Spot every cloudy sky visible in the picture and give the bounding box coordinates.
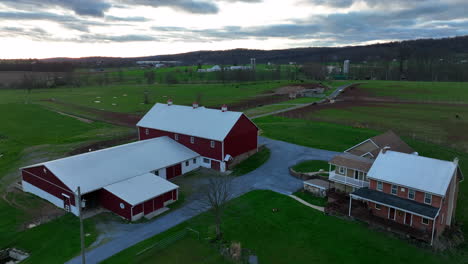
[1,0,467,59]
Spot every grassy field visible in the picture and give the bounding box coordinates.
[104,190,451,264]
[292,160,329,173]
[359,81,468,103]
[308,103,468,151]
[0,81,292,114]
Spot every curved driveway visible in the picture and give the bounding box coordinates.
[66,137,338,264]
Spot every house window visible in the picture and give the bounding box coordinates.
[408,189,415,200]
[185,161,189,166]
[193,158,197,164]
[377,181,383,191]
[391,185,398,195]
[338,167,345,175]
[190,136,195,144]
[174,134,179,141]
[375,204,381,210]
[145,128,149,135]
[422,217,430,225]
[210,140,215,148]
[424,193,432,205]
[203,158,210,164]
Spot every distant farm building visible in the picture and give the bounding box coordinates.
[21,102,259,220]
[197,65,222,73]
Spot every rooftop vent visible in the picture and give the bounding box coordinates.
[221,104,228,112]
[412,152,419,155]
[382,146,391,154]
[167,99,173,106]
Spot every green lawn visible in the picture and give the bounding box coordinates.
[231,147,271,176]
[293,191,327,207]
[359,80,468,103]
[292,160,329,173]
[104,190,449,264]
[245,104,293,117]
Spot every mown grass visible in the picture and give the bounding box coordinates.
[231,147,271,176]
[359,80,468,103]
[303,102,468,151]
[293,190,328,207]
[104,190,449,264]
[292,160,329,173]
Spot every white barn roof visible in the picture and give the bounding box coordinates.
[104,173,178,206]
[137,103,244,141]
[22,137,198,194]
[367,150,458,196]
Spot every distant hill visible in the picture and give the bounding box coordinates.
[9,35,468,67]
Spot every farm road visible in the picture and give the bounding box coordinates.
[251,83,356,119]
[66,137,338,264]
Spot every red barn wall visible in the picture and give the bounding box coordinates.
[99,189,132,220]
[22,166,75,206]
[138,127,222,160]
[224,114,258,158]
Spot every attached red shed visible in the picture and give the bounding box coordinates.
[137,102,259,171]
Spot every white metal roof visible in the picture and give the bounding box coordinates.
[136,103,244,141]
[104,173,178,206]
[22,137,199,194]
[367,150,457,196]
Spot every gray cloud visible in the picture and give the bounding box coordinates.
[117,0,219,14]
[0,0,111,17]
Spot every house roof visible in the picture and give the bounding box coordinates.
[137,103,246,141]
[346,130,414,157]
[367,150,458,196]
[329,153,374,172]
[22,137,199,194]
[351,187,439,219]
[104,173,178,206]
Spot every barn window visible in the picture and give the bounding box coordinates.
[185,161,189,166]
[210,141,215,148]
[145,128,149,135]
[193,158,197,164]
[190,136,195,144]
[203,158,210,164]
[120,203,125,209]
[43,168,47,174]
[174,134,179,141]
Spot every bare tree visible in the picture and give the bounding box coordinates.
[200,175,233,240]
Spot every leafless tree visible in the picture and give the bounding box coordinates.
[200,175,233,240]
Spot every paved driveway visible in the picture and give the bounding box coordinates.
[66,137,338,264]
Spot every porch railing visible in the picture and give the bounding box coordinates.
[329,171,369,188]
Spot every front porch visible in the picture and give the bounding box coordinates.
[328,171,369,188]
[326,190,431,242]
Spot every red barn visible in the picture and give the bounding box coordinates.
[21,137,198,220]
[137,102,259,172]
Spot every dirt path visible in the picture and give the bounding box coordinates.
[288,195,325,212]
[55,111,94,123]
[43,99,142,127]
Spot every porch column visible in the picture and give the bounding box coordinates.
[348,196,352,217]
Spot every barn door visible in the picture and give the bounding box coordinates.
[211,161,220,171]
[166,164,182,180]
[144,200,153,215]
[174,164,182,178]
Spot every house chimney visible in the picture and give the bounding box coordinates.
[167,99,173,106]
[193,102,199,109]
[454,157,459,165]
[382,146,391,154]
[221,104,228,112]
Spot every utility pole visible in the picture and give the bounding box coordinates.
[77,187,86,264]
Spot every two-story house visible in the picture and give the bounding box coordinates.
[349,149,463,245]
[329,131,415,192]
